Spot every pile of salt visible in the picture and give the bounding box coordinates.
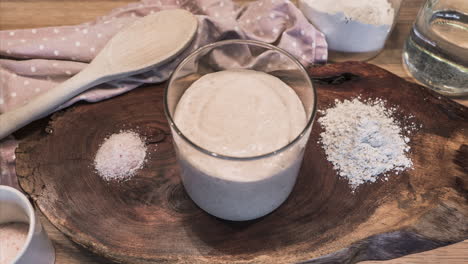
[94,130,147,181]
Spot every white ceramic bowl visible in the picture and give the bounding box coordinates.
[0,185,55,264]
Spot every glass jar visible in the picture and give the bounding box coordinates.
[403,0,468,96]
[165,40,316,221]
[298,0,402,61]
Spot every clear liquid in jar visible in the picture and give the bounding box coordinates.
[403,10,468,96]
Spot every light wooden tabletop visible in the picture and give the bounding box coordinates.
[1,0,467,263]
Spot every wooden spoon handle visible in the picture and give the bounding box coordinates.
[0,68,103,139]
[0,10,198,140]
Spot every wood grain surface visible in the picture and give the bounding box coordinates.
[2,0,468,263]
[15,62,468,263]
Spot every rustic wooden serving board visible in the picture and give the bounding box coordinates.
[16,62,467,264]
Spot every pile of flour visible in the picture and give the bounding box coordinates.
[318,98,413,189]
[299,0,395,53]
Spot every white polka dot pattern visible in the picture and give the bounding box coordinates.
[0,0,327,124]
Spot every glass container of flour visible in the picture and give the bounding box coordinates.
[165,40,316,221]
[299,0,402,61]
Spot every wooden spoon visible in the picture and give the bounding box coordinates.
[0,9,198,139]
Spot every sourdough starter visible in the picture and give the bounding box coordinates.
[173,70,308,221]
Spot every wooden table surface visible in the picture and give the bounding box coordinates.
[1,0,467,263]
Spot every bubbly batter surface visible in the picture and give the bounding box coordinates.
[175,69,306,158]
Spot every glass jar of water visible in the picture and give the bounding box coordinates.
[403,0,468,96]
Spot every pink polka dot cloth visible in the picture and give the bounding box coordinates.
[0,0,327,187]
